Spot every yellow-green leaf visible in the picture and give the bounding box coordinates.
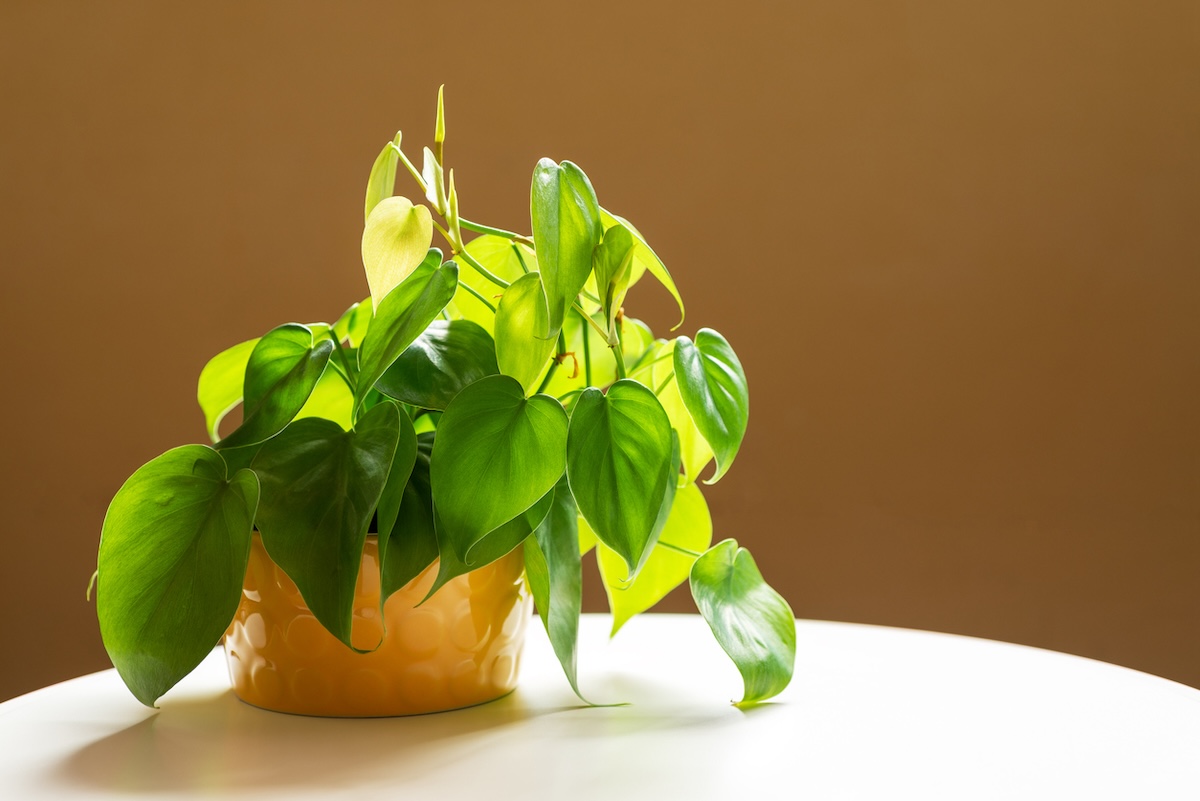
[197,337,260,443]
[362,196,434,310]
[364,132,401,221]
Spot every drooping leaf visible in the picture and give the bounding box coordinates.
[447,236,535,334]
[379,432,439,601]
[216,324,333,450]
[364,132,401,221]
[566,380,674,580]
[362,195,435,310]
[601,208,684,330]
[597,482,712,636]
[332,299,372,347]
[430,374,567,561]
[97,446,259,706]
[495,272,556,394]
[523,476,587,700]
[650,340,714,484]
[374,319,498,411]
[197,337,260,443]
[690,539,795,705]
[355,253,458,412]
[372,404,419,582]
[530,159,603,335]
[592,223,637,338]
[673,329,749,483]
[251,402,401,650]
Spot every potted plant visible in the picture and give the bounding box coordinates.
[93,88,796,715]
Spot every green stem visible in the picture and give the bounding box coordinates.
[655,371,676,396]
[572,303,608,339]
[458,279,497,313]
[457,247,511,290]
[460,218,534,247]
[327,330,357,394]
[656,540,701,559]
[557,387,586,404]
[612,323,627,380]
[511,243,531,275]
[581,311,593,388]
[629,350,673,380]
[390,143,427,195]
[537,330,570,395]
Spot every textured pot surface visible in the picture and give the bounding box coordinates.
[224,535,532,717]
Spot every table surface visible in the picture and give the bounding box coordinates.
[2,614,1198,799]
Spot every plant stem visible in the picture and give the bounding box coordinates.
[557,387,586,404]
[655,371,676,395]
[628,350,673,380]
[390,143,427,195]
[612,323,627,380]
[536,330,570,394]
[581,311,593,388]
[457,247,511,289]
[461,218,534,247]
[656,540,701,559]
[572,303,608,339]
[457,279,497,313]
[327,330,357,394]
[511,243,531,274]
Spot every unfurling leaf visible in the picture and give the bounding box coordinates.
[364,132,402,221]
[601,208,684,330]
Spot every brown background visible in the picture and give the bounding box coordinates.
[1,1,1197,701]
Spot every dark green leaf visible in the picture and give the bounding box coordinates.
[355,252,458,412]
[690,539,796,705]
[217,324,334,450]
[673,329,749,483]
[251,402,401,650]
[530,159,602,335]
[566,379,674,580]
[97,446,259,706]
[495,272,556,394]
[523,476,587,700]
[373,404,419,584]
[430,375,567,561]
[197,337,260,443]
[375,319,498,410]
[379,432,439,601]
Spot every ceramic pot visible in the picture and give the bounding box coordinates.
[224,534,531,716]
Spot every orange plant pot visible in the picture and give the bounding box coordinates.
[224,534,532,717]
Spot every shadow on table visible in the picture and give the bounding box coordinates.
[53,688,574,794]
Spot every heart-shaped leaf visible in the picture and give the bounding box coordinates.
[197,337,260,442]
[650,340,714,484]
[597,481,712,636]
[374,319,498,410]
[251,402,401,650]
[495,272,556,394]
[97,445,259,706]
[355,253,458,412]
[217,324,333,450]
[362,195,435,310]
[601,208,684,330]
[690,539,795,705]
[378,432,439,602]
[673,329,749,483]
[430,374,567,561]
[567,379,674,580]
[530,159,603,335]
[364,132,401,221]
[523,476,587,700]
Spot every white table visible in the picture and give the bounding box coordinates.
[2,614,1198,799]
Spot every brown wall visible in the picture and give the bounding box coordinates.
[1,1,1197,701]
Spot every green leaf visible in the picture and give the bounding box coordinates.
[362,195,435,310]
[332,299,372,347]
[597,482,712,635]
[651,340,714,484]
[364,132,401,221]
[566,380,674,580]
[447,236,534,335]
[373,405,419,589]
[217,324,333,450]
[530,159,603,335]
[294,360,354,429]
[523,476,587,700]
[379,432,439,601]
[375,319,498,411]
[421,146,447,213]
[97,446,259,706]
[673,329,749,483]
[690,539,796,705]
[592,223,637,338]
[540,313,654,399]
[197,337,260,443]
[355,253,458,412]
[495,272,556,394]
[430,374,567,562]
[601,208,684,331]
[251,402,401,650]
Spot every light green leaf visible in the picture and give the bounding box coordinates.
[197,337,260,443]
[690,539,796,705]
[364,132,401,221]
[217,324,333,450]
[592,223,637,338]
[430,375,567,561]
[355,253,458,412]
[540,313,653,399]
[294,361,354,429]
[447,236,534,334]
[97,446,258,706]
[332,299,372,347]
[530,159,603,335]
[251,402,401,650]
[566,380,674,580]
[379,432,439,601]
[597,482,712,635]
[362,195,435,310]
[375,319,498,410]
[495,272,556,394]
[523,476,587,700]
[421,146,447,214]
[651,340,714,483]
[577,515,597,556]
[601,208,684,330]
[673,329,749,483]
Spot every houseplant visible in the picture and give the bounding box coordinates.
[94,88,796,713]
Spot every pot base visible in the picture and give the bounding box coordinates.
[224,536,531,717]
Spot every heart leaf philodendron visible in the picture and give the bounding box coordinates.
[94,92,793,709]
